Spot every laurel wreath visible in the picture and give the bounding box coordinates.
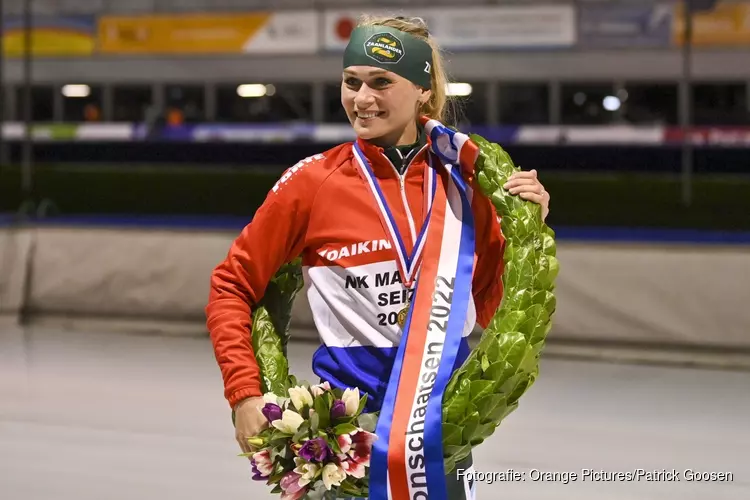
[248,135,558,476]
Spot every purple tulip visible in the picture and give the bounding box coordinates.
[261,402,283,423]
[298,437,332,463]
[330,399,347,420]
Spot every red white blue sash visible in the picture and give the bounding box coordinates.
[364,120,479,500]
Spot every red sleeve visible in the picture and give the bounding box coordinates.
[471,187,506,329]
[205,156,324,408]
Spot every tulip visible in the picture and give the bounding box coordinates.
[348,429,377,466]
[288,386,314,410]
[261,402,283,423]
[341,388,360,416]
[337,433,352,454]
[321,462,347,491]
[310,381,331,398]
[339,457,367,479]
[279,470,306,495]
[251,449,274,479]
[263,392,279,406]
[330,399,347,420]
[272,409,304,434]
[299,437,332,463]
[293,457,321,487]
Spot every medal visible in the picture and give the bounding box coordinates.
[397,300,410,328]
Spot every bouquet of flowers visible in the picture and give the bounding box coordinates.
[245,381,379,500]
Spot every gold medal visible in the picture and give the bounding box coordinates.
[397,301,410,328]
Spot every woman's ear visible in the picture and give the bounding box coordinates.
[419,88,432,105]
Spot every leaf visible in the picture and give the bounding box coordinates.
[469,380,494,400]
[519,304,548,341]
[357,393,369,415]
[334,423,358,436]
[309,412,319,433]
[442,422,464,447]
[314,396,330,430]
[442,378,471,423]
[461,412,480,444]
[474,394,505,421]
[357,413,378,433]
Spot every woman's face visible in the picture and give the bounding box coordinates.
[341,66,430,144]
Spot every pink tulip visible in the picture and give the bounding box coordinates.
[348,430,377,466]
[251,449,274,477]
[339,458,367,479]
[280,471,305,496]
[280,488,306,500]
[337,433,352,454]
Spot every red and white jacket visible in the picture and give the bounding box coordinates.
[206,137,506,411]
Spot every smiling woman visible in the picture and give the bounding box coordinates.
[206,13,552,500]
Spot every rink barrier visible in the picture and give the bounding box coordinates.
[1,223,749,349]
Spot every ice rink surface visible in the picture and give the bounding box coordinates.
[1,324,748,500]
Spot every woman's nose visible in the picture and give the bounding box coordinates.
[354,85,376,107]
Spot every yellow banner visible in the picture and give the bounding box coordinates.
[673,2,750,45]
[97,13,272,54]
[3,16,95,57]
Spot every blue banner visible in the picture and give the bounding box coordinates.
[578,4,672,48]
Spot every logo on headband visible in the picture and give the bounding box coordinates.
[364,32,405,64]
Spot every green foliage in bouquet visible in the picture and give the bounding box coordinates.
[439,135,558,474]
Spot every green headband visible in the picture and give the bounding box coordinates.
[343,25,433,89]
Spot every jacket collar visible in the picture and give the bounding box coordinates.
[354,135,431,179]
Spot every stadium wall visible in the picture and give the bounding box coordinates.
[1,224,748,349]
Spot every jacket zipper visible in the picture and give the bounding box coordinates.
[379,144,429,248]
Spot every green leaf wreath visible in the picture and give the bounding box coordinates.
[247,135,558,476]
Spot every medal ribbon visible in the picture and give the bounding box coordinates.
[366,119,478,500]
[352,143,436,289]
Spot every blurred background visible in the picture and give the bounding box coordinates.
[1,0,749,499]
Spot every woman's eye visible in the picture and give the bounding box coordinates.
[374,78,392,87]
[344,78,360,87]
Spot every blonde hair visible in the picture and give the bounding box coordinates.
[357,15,457,124]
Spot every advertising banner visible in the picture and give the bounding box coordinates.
[97,11,318,54]
[2,15,96,57]
[578,4,672,48]
[323,5,576,51]
[673,2,750,46]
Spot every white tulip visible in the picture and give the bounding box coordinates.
[342,387,360,416]
[322,463,347,490]
[293,458,320,487]
[262,393,279,405]
[288,386,314,410]
[310,381,331,398]
[271,409,304,434]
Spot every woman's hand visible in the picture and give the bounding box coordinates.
[503,169,550,221]
[234,396,268,454]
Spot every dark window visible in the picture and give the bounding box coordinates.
[113,85,153,122]
[324,82,349,123]
[14,85,54,121]
[62,84,103,121]
[497,83,549,124]
[216,83,312,122]
[692,83,748,125]
[451,82,487,127]
[165,84,205,122]
[561,83,616,125]
[1,85,9,120]
[620,83,678,125]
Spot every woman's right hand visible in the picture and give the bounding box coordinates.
[234,396,269,454]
